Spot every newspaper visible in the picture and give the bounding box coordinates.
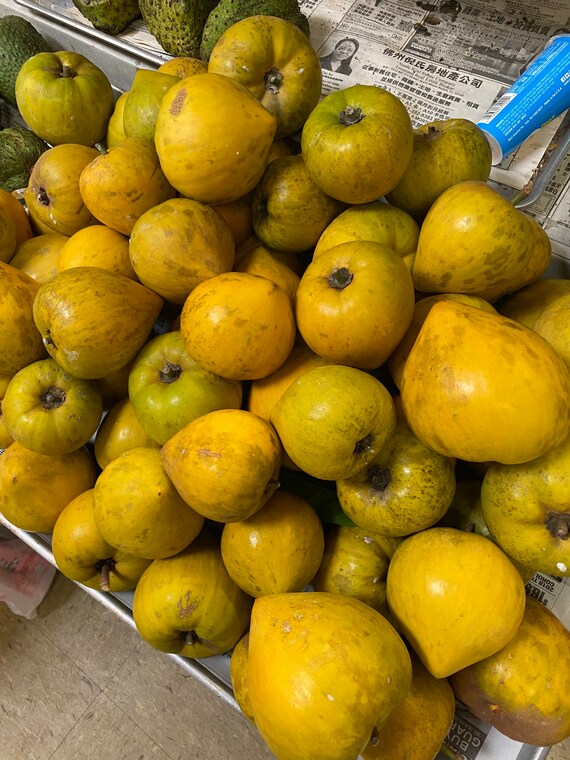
[15,0,570,258]
[299,0,570,260]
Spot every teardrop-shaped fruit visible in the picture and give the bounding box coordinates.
[386,527,526,679]
[248,591,412,760]
[33,266,163,379]
[93,446,204,560]
[161,409,282,522]
[401,300,570,464]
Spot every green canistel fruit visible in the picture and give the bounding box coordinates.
[72,0,141,36]
[139,0,218,58]
[0,15,51,105]
[0,126,49,193]
[200,0,310,61]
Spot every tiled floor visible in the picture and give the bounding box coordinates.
[1,572,569,760]
[0,572,273,760]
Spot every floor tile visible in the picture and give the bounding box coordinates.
[0,604,100,760]
[104,641,275,760]
[34,573,140,689]
[549,739,570,760]
[50,691,168,760]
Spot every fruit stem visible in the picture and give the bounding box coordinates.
[368,465,391,491]
[40,385,66,410]
[354,433,374,456]
[264,67,283,94]
[327,266,353,289]
[61,64,77,79]
[159,361,182,384]
[546,512,570,540]
[96,558,115,592]
[339,106,365,126]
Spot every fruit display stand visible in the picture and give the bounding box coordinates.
[0,2,569,760]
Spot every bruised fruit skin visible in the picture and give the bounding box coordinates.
[132,530,253,659]
[449,597,570,747]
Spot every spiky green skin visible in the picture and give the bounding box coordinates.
[139,0,218,58]
[0,127,49,192]
[72,0,141,36]
[0,16,51,105]
[200,0,310,60]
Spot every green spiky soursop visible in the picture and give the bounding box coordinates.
[0,126,49,192]
[200,0,310,61]
[72,0,141,36]
[139,0,218,58]
[0,16,51,106]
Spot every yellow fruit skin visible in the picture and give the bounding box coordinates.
[362,655,456,760]
[0,441,96,532]
[161,409,282,523]
[52,489,152,592]
[313,201,419,260]
[311,525,400,613]
[0,374,14,448]
[532,292,570,371]
[0,189,33,248]
[248,592,413,760]
[79,137,176,236]
[337,421,456,538]
[106,91,128,148]
[154,73,277,204]
[480,434,570,577]
[157,57,208,77]
[93,447,204,560]
[497,278,570,327]
[271,365,397,481]
[236,242,300,301]
[94,398,160,470]
[449,597,570,747]
[412,181,537,302]
[24,144,99,236]
[386,528,526,679]
[230,633,256,723]
[9,233,68,283]
[180,272,296,381]
[0,205,17,262]
[129,197,235,304]
[221,491,324,597]
[0,261,46,375]
[387,293,497,390]
[57,225,136,280]
[295,241,415,370]
[32,266,163,380]
[248,344,329,422]
[401,301,570,464]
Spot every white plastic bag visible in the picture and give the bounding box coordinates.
[0,527,56,619]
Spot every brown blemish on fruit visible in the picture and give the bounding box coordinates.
[170,88,187,116]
